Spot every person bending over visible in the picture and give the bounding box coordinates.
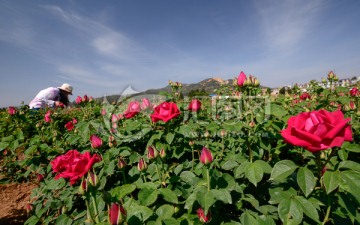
[29,83,73,109]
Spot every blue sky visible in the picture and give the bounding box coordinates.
[1,0,360,107]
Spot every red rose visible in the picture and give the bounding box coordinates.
[188,99,201,112]
[150,101,181,122]
[65,121,75,131]
[197,208,211,223]
[350,87,359,97]
[51,150,101,185]
[281,110,352,152]
[75,96,82,104]
[300,92,311,100]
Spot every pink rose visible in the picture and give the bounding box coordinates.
[188,99,202,112]
[237,71,247,87]
[75,96,82,104]
[44,110,52,123]
[8,106,16,115]
[123,101,141,119]
[200,147,213,165]
[82,95,89,102]
[281,110,352,152]
[51,150,101,185]
[141,98,152,110]
[150,101,181,123]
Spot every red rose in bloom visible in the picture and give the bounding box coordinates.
[8,106,16,115]
[197,208,211,223]
[65,121,75,131]
[237,71,247,87]
[123,101,140,119]
[150,101,180,122]
[51,150,101,185]
[350,87,359,97]
[188,99,202,112]
[300,92,311,100]
[281,110,352,152]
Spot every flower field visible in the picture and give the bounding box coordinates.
[1,71,360,225]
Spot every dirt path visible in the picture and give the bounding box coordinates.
[0,182,37,224]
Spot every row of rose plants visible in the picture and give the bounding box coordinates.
[0,71,359,224]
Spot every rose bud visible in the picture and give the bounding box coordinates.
[118,158,127,170]
[237,71,247,87]
[87,171,99,188]
[90,134,103,149]
[37,174,44,182]
[197,207,211,223]
[109,203,126,225]
[79,177,88,195]
[200,147,213,165]
[159,149,166,159]
[26,203,34,216]
[147,146,158,160]
[137,158,147,172]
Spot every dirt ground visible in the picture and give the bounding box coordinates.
[0,182,37,225]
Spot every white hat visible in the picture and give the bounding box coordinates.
[58,83,73,95]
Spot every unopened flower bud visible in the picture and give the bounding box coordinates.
[159,149,166,158]
[200,147,213,165]
[79,177,88,195]
[88,171,99,188]
[108,203,126,225]
[118,158,127,170]
[137,158,147,172]
[147,146,158,160]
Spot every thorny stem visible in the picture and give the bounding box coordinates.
[90,194,100,223]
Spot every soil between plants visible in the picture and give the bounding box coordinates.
[0,182,37,225]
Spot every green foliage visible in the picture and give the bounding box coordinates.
[0,79,359,224]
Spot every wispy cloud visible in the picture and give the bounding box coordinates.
[254,0,324,55]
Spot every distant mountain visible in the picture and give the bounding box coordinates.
[99,77,233,103]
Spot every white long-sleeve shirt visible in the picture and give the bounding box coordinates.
[29,87,60,109]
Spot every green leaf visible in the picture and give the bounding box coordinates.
[342,142,360,153]
[245,161,264,186]
[0,142,9,151]
[159,188,178,204]
[138,188,158,206]
[278,198,303,225]
[180,171,197,185]
[240,211,259,225]
[55,214,73,225]
[234,161,250,178]
[210,189,232,204]
[221,160,239,170]
[156,204,174,219]
[340,170,360,204]
[110,184,136,200]
[184,192,197,210]
[270,103,288,119]
[128,205,154,223]
[339,160,360,172]
[297,167,316,197]
[270,160,298,181]
[254,160,272,174]
[165,132,175,144]
[197,189,216,215]
[323,170,340,194]
[295,196,320,223]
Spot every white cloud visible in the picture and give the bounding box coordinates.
[254,0,324,54]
